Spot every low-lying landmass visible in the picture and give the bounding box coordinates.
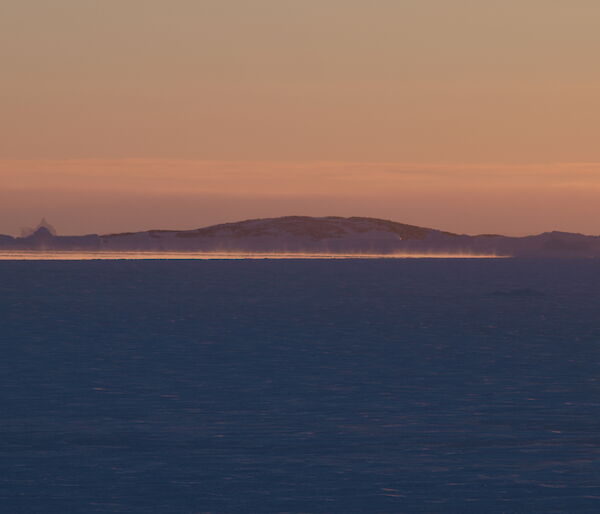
[1,216,599,257]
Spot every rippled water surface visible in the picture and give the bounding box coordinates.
[1,259,600,512]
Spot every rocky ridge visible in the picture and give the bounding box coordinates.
[1,216,600,257]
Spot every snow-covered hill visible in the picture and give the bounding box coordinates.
[101,216,458,253]
[2,215,600,257]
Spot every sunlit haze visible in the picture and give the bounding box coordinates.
[0,250,503,261]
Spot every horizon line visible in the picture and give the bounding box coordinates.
[7,214,600,240]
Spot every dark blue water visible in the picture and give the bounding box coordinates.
[1,259,600,513]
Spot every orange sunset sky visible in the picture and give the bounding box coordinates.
[2,1,600,236]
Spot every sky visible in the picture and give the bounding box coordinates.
[2,1,600,235]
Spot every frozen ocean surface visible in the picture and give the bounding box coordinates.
[1,259,600,513]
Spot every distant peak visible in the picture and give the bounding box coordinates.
[20,218,57,238]
[33,226,53,236]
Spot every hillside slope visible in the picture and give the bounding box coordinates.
[1,216,600,257]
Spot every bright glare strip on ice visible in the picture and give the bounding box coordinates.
[0,251,505,260]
